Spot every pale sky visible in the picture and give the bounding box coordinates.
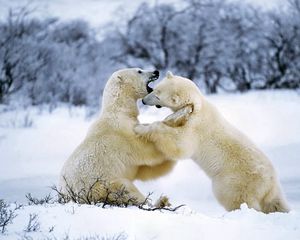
[0,0,286,27]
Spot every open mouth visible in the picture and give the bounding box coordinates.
[146,70,159,93]
[146,81,154,93]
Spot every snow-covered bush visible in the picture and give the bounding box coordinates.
[24,213,40,232]
[26,193,53,205]
[0,199,17,234]
[51,178,184,211]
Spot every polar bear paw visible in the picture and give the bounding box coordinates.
[163,104,193,127]
[154,195,172,208]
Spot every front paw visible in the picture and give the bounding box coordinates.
[134,124,150,135]
[163,105,193,127]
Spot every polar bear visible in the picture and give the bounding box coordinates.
[59,68,177,205]
[134,72,290,213]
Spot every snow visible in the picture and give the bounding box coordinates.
[0,90,300,239]
[1,203,299,240]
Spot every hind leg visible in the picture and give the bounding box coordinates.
[223,200,261,212]
[212,179,262,212]
[246,198,262,211]
[67,178,146,205]
[261,185,290,213]
[212,180,238,211]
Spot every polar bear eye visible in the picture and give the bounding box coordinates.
[138,70,142,74]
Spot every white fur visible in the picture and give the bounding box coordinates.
[135,74,290,213]
[59,68,175,204]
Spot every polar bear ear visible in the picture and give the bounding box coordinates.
[166,71,174,79]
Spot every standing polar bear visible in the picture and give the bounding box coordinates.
[59,68,177,205]
[135,72,290,213]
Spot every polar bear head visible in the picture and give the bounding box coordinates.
[101,68,160,114]
[108,68,159,99]
[142,71,203,111]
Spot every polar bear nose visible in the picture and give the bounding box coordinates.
[152,70,159,78]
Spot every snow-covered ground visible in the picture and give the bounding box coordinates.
[0,90,300,239]
[2,202,300,240]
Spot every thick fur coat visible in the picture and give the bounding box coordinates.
[135,72,290,213]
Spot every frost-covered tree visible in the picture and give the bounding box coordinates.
[0,8,119,107]
[262,0,300,89]
[112,3,184,70]
[111,0,300,94]
[1,0,300,108]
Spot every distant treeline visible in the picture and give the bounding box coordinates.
[1,0,300,108]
